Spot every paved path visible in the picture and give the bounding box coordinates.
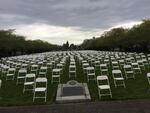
[0,99,150,113]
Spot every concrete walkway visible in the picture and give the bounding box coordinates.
[0,99,150,113]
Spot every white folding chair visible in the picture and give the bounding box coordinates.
[46,62,52,70]
[51,69,61,84]
[38,66,47,77]
[6,68,16,80]
[0,79,2,88]
[56,63,63,74]
[17,68,27,84]
[100,64,109,75]
[112,70,126,88]
[124,65,134,79]
[82,63,89,74]
[33,78,47,102]
[97,75,112,99]
[23,73,36,93]
[15,63,21,70]
[95,61,100,69]
[137,60,145,71]
[21,63,28,69]
[30,65,38,75]
[118,59,125,69]
[147,73,150,85]
[1,65,9,77]
[131,63,142,74]
[69,65,76,78]
[86,67,96,82]
[112,61,120,70]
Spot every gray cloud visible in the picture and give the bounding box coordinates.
[0,0,150,44]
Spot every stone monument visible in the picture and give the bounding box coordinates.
[56,80,91,103]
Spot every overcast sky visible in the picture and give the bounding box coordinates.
[0,0,149,45]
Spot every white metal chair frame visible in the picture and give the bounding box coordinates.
[124,65,135,79]
[86,67,96,82]
[112,70,126,88]
[51,69,61,84]
[17,69,27,84]
[33,77,47,102]
[23,73,36,93]
[97,75,112,99]
[6,68,16,80]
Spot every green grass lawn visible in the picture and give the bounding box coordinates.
[0,57,150,106]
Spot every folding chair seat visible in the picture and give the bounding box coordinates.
[111,57,116,62]
[97,75,112,99]
[112,70,126,88]
[33,78,47,102]
[82,60,87,65]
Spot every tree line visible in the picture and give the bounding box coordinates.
[80,19,150,52]
[0,29,61,57]
[0,19,150,57]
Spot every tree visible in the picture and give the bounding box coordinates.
[80,19,150,52]
[0,29,60,57]
[62,41,69,50]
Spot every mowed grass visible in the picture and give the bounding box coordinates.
[0,57,150,106]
